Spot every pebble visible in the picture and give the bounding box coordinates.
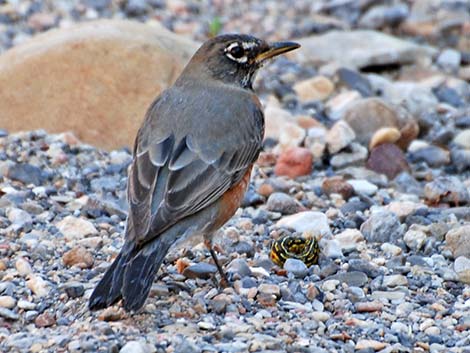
[408,145,451,167]
[63,282,85,298]
[227,258,252,277]
[330,142,368,168]
[277,211,331,237]
[56,216,98,241]
[359,4,409,29]
[446,225,470,258]
[369,127,401,149]
[278,123,306,151]
[326,120,356,154]
[383,274,408,287]
[453,129,470,149]
[321,176,354,200]
[62,246,94,268]
[385,201,423,220]
[0,295,16,309]
[454,256,470,283]
[258,284,280,297]
[293,76,334,102]
[381,243,402,256]
[330,271,368,287]
[347,179,378,196]
[335,229,364,251]
[274,147,313,178]
[355,339,387,351]
[26,275,50,297]
[366,143,409,179]
[266,192,302,214]
[120,341,155,353]
[348,259,382,278]
[7,207,33,229]
[6,163,44,186]
[17,300,35,310]
[0,307,20,320]
[35,312,56,328]
[343,98,400,146]
[424,176,470,205]
[321,279,339,292]
[437,48,461,72]
[355,301,383,313]
[15,257,33,276]
[337,68,373,97]
[182,263,218,280]
[404,228,427,251]
[322,239,343,259]
[360,211,405,244]
[283,258,308,278]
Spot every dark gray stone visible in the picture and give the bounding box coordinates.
[7,163,45,186]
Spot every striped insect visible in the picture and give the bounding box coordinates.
[270,235,320,267]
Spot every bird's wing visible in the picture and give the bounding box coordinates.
[125,88,264,245]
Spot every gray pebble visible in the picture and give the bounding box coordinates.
[283,258,309,278]
[266,192,301,214]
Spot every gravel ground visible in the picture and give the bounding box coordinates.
[1,0,470,353]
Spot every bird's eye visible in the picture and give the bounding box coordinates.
[225,43,248,63]
[230,45,245,59]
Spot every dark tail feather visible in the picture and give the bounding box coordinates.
[88,243,133,310]
[121,238,172,312]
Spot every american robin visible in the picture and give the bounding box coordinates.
[88,34,300,312]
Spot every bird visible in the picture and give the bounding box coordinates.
[88,34,300,312]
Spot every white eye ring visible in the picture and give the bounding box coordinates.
[225,42,248,63]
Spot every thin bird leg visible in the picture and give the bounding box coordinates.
[204,239,229,288]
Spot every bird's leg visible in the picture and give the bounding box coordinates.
[204,238,229,288]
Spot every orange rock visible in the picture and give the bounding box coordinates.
[62,246,94,269]
[176,258,190,274]
[257,183,275,197]
[0,20,197,150]
[274,147,313,179]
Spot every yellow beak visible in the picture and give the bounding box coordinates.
[256,41,300,62]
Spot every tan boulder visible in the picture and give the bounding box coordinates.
[0,20,198,150]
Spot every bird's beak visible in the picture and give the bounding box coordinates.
[255,41,300,62]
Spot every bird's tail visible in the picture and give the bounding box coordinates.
[88,237,172,312]
[88,241,133,310]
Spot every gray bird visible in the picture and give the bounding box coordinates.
[89,34,300,312]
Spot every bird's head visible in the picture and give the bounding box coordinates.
[178,34,300,90]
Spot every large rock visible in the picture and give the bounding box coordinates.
[293,30,436,69]
[343,98,418,147]
[0,20,198,150]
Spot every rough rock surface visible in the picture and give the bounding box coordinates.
[0,20,198,150]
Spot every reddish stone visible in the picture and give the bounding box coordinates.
[35,312,56,328]
[274,147,313,179]
[322,176,354,200]
[366,143,409,179]
[257,183,274,197]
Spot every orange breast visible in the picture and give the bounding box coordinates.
[213,165,253,229]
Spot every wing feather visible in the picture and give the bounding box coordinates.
[126,86,264,245]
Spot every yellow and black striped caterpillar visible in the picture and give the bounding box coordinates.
[270,235,320,267]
